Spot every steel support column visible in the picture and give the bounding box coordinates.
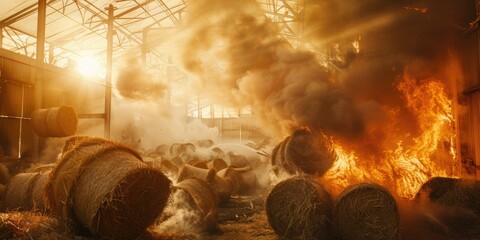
[104,4,114,138]
[34,0,47,158]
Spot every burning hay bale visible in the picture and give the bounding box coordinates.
[334,183,400,240]
[415,177,480,215]
[266,177,334,239]
[285,128,336,176]
[0,212,68,239]
[31,105,78,137]
[45,137,172,240]
[3,172,41,211]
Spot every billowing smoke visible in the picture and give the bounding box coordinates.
[173,0,467,155]
[115,57,167,101]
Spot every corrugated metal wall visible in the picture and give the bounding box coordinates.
[457,0,480,177]
[0,49,105,159]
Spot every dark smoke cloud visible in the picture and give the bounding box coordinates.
[176,0,468,150]
[116,57,167,101]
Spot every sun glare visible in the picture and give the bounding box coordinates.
[75,57,102,78]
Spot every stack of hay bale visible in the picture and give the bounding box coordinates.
[266,128,400,240]
[1,136,172,239]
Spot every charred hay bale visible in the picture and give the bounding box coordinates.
[334,183,400,240]
[31,105,77,137]
[285,128,336,176]
[207,158,228,172]
[218,165,257,196]
[3,172,41,211]
[415,177,480,216]
[45,137,171,240]
[266,177,334,239]
[0,212,67,240]
[174,178,218,230]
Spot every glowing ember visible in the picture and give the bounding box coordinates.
[324,73,457,198]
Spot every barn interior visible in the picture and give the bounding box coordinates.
[0,0,479,239]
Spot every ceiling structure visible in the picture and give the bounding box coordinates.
[0,0,305,72]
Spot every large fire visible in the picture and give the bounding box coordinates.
[324,73,458,199]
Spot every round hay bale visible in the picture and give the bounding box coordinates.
[228,153,250,168]
[31,170,51,211]
[177,164,216,183]
[211,175,233,203]
[218,165,257,195]
[0,163,10,185]
[334,183,400,240]
[415,177,480,215]
[187,159,208,169]
[169,156,183,167]
[179,143,196,156]
[197,139,214,149]
[160,159,179,176]
[45,137,171,240]
[155,144,169,156]
[169,143,182,156]
[3,172,41,211]
[207,158,228,172]
[266,177,334,239]
[175,178,217,229]
[31,105,78,137]
[30,163,56,173]
[285,128,336,176]
[271,137,296,175]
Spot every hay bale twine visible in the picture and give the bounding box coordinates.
[31,170,51,211]
[175,178,218,230]
[45,137,171,240]
[177,164,216,184]
[3,172,41,211]
[218,165,257,195]
[207,158,228,172]
[266,177,334,239]
[285,128,336,176]
[415,177,480,215]
[334,183,400,240]
[31,105,78,137]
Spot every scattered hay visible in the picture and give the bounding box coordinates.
[207,158,228,172]
[31,105,78,137]
[3,172,41,211]
[334,183,400,240]
[415,177,480,215]
[285,128,336,176]
[0,211,70,240]
[218,165,258,196]
[266,177,334,239]
[45,137,172,240]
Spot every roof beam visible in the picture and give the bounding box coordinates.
[115,0,156,19]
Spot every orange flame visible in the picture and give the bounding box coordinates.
[324,73,457,198]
